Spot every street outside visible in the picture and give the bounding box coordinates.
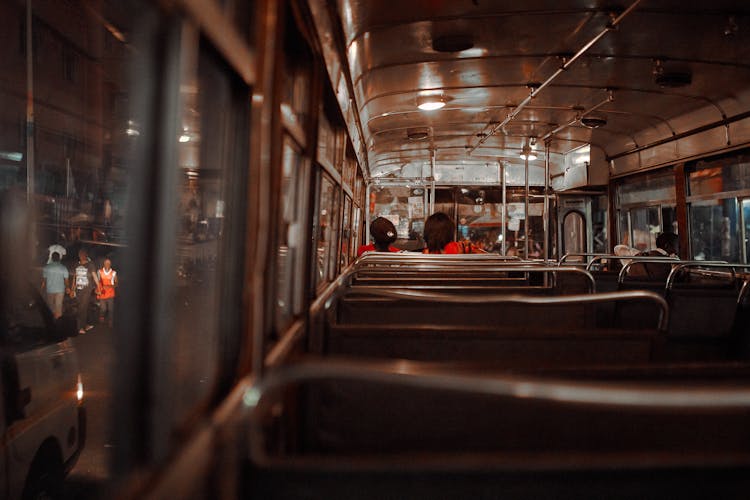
[63,321,113,499]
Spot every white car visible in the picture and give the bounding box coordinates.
[1,287,85,500]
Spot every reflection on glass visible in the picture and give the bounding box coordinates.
[0,0,142,487]
[618,170,675,206]
[690,199,740,262]
[276,138,306,330]
[340,196,351,269]
[592,195,608,253]
[350,206,362,259]
[630,206,660,251]
[743,199,750,263]
[689,156,750,196]
[316,174,340,290]
[563,212,586,256]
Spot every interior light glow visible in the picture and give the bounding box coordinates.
[520,143,537,161]
[76,375,84,402]
[417,95,446,111]
[0,151,23,162]
[179,134,190,143]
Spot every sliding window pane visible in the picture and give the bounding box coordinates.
[690,198,740,261]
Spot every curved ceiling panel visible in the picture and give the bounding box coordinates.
[326,0,750,182]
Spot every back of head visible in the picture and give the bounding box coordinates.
[656,232,679,255]
[370,217,397,251]
[423,212,454,252]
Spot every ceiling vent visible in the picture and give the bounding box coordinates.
[655,70,692,88]
[432,34,473,53]
[581,116,607,128]
[406,127,430,140]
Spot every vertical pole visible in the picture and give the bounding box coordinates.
[365,183,371,240]
[430,150,436,215]
[25,0,35,204]
[501,162,506,255]
[544,143,550,263]
[524,155,529,259]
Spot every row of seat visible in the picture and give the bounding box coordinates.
[243,253,750,498]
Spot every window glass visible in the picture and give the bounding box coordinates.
[317,110,336,173]
[371,185,426,249]
[456,188,505,253]
[280,16,310,137]
[690,198,740,261]
[743,199,750,263]
[618,170,675,206]
[315,173,340,289]
[167,38,249,427]
[0,0,145,483]
[354,172,364,205]
[350,205,362,259]
[617,210,630,246]
[275,138,308,330]
[629,206,660,251]
[689,155,750,196]
[340,195,351,269]
[592,195,608,253]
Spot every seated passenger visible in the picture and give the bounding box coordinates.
[422,212,485,254]
[357,217,400,257]
[629,232,679,280]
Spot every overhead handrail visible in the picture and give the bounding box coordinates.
[244,356,750,465]
[344,288,667,331]
[467,0,643,154]
[666,263,750,291]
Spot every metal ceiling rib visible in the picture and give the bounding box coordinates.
[329,0,750,180]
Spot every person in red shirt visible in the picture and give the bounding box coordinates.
[423,212,485,254]
[357,217,400,257]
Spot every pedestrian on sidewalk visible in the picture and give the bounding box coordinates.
[97,258,117,328]
[41,251,69,319]
[71,248,99,334]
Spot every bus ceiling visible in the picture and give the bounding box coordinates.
[308,0,750,188]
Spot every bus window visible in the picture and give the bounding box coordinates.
[315,173,340,290]
[690,198,741,262]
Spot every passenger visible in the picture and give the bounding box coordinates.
[70,248,99,334]
[422,212,485,254]
[41,251,70,319]
[97,258,117,327]
[357,217,400,257]
[629,232,679,280]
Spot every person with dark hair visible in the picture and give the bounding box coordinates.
[654,232,679,257]
[70,248,99,334]
[423,212,485,254]
[630,232,680,280]
[357,217,400,256]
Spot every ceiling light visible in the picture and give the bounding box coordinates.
[520,144,537,161]
[179,134,190,143]
[417,95,446,111]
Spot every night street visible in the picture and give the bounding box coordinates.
[63,322,114,499]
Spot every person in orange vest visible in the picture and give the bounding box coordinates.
[97,258,117,327]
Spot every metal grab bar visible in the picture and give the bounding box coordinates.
[559,253,609,265]
[343,288,668,331]
[666,263,750,291]
[586,254,679,271]
[352,266,596,293]
[619,259,727,284]
[243,357,750,464]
